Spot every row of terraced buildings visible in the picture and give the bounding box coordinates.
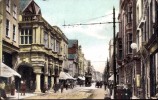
[108,0,158,99]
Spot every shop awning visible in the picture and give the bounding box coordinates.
[59,71,70,80]
[108,74,114,81]
[78,76,85,80]
[65,73,75,80]
[0,63,21,78]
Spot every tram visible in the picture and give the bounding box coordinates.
[85,72,92,87]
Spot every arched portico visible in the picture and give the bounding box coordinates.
[16,63,36,92]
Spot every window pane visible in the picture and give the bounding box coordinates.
[21,29,24,35]
[29,36,32,44]
[25,29,28,35]
[25,36,28,44]
[21,36,24,44]
[29,29,32,35]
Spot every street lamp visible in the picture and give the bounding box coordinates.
[131,43,137,50]
[131,42,145,99]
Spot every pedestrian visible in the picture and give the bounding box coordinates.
[30,80,33,92]
[53,83,57,93]
[123,85,132,99]
[65,81,68,90]
[11,80,15,95]
[104,82,107,90]
[21,80,26,96]
[60,83,64,93]
[44,82,48,93]
[0,80,7,99]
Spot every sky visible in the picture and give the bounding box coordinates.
[35,0,119,73]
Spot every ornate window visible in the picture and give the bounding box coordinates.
[20,28,32,44]
[127,33,132,54]
[44,31,48,48]
[127,6,132,23]
[56,41,60,53]
[51,36,54,51]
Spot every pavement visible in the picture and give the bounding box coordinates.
[6,85,84,99]
[6,83,108,99]
[7,92,39,99]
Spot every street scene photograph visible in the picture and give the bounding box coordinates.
[0,0,158,99]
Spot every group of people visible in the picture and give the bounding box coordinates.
[95,81,103,88]
[103,81,132,99]
[52,80,76,93]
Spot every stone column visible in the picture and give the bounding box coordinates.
[34,67,42,93]
[51,76,54,89]
[44,74,48,83]
[35,73,41,93]
[41,26,44,44]
[33,26,36,44]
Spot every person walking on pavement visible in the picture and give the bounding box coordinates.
[44,82,48,93]
[30,80,33,92]
[53,83,57,93]
[60,83,64,93]
[21,80,26,96]
[0,80,7,99]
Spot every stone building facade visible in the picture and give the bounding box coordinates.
[0,0,20,83]
[117,0,158,99]
[15,0,68,93]
[68,39,79,77]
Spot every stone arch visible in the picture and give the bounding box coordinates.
[15,62,36,92]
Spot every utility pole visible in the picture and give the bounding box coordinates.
[113,7,117,99]
[0,0,2,76]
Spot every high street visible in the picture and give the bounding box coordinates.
[21,83,108,99]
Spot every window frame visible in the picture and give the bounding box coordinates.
[13,25,16,41]
[6,0,10,13]
[13,4,17,19]
[20,28,33,44]
[6,19,10,38]
[127,33,133,54]
[44,31,49,48]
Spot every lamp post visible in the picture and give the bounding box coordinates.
[112,7,117,99]
[131,43,145,99]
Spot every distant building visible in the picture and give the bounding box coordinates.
[68,39,79,77]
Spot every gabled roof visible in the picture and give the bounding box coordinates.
[68,40,78,48]
[19,0,41,15]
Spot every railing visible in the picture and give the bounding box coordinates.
[22,14,42,22]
